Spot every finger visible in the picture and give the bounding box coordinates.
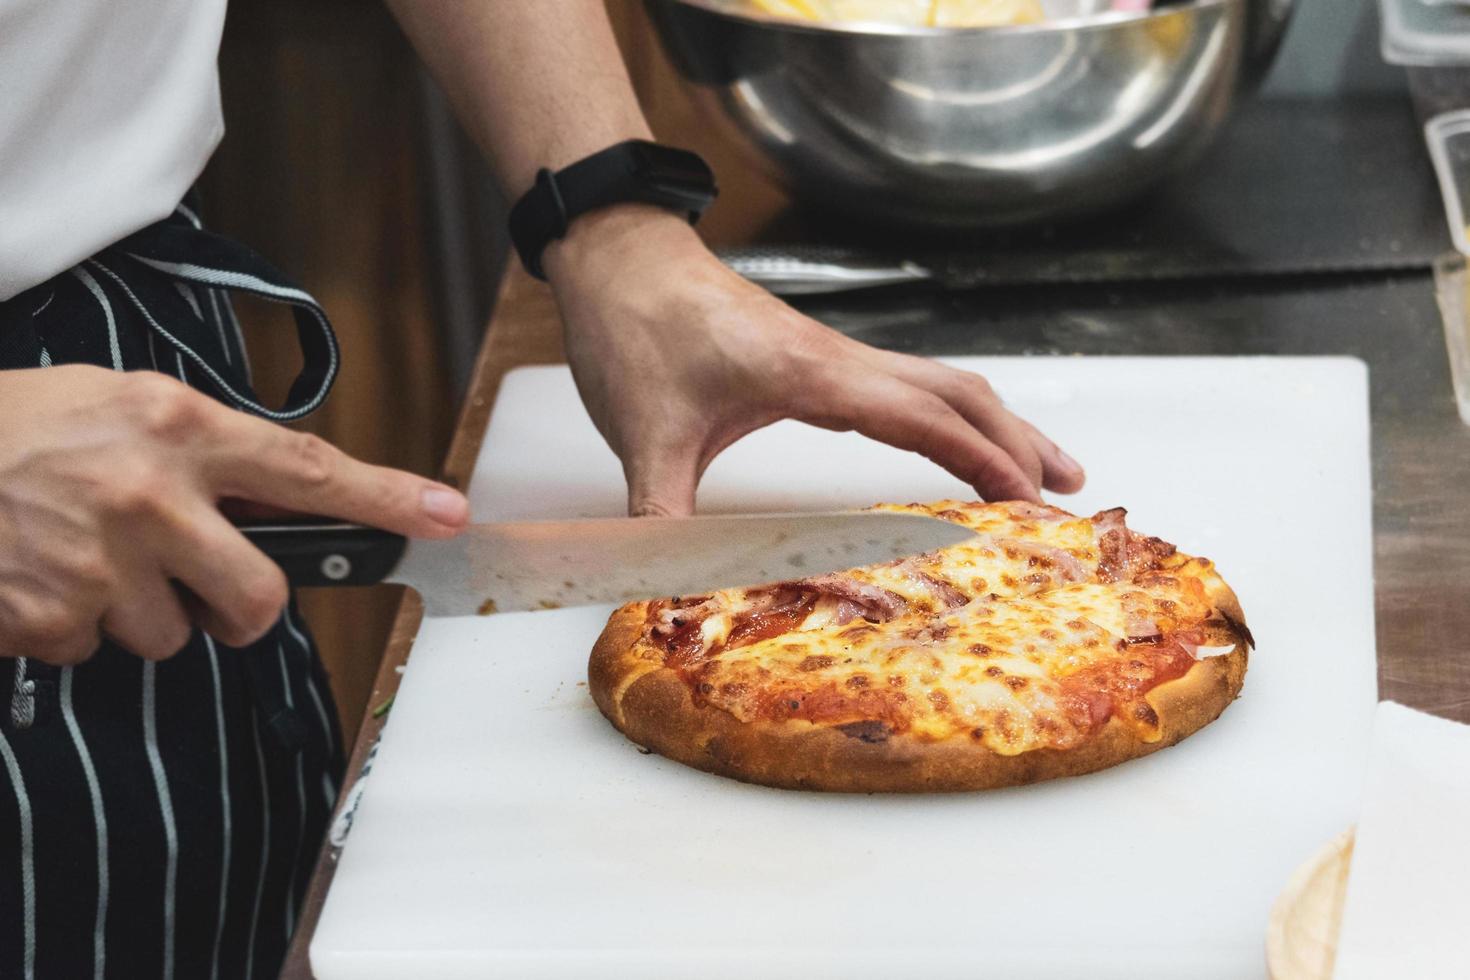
[867,353,1046,491]
[217,498,302,522]
[1017,419,1086,494]
[797,368,1042,503]
[100,565,194,661]
[203,416,468,538]
[6,596,101,667]
[153,505,289,647]
[624,445,700,518]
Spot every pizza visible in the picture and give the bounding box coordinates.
[588,501,1252,792]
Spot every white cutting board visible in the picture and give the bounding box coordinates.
[313,357,1377,980]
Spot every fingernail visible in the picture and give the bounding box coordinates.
[1056,449,1084,477]
[421,485,468,526]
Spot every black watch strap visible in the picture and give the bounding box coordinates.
[507,140,718,280]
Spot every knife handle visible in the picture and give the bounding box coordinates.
[239,523,408,588]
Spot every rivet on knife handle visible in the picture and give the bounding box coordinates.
[239,523,408,588]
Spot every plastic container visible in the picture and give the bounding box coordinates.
[1380,0,1470,66]
[1427,109,1470,255]
[1379,0,1470,119]
[1428,112,1470,426]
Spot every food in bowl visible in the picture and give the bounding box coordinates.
[751,0,1045,25]
[748,0,1143,26]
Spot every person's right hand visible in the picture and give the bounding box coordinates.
[0,365,469,665]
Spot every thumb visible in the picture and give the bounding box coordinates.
[624,446,700,518]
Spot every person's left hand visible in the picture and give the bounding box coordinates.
[543,206,1086,517]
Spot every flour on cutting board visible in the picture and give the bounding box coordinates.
[313,357,1377,980]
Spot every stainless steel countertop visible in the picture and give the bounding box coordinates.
[796,268,1470,722]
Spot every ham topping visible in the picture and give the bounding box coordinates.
[1004,539,1091,584]
[916,571,970,610]
[887,557,970,610]
[1093,507,1131,583]
[1002,501,1071,522]
[1094,507,1176,583]
[1120,591,1163,644]
[802,574,909,625]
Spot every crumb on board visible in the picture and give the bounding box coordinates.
[478,598,498,616]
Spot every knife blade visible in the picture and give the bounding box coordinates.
[241,511,976,617]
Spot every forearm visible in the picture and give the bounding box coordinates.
[384,0,1082,514]
[385,0,653,201]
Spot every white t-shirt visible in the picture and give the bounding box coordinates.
[0,0,227,300]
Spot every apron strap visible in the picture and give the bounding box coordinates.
[99,221,340,423]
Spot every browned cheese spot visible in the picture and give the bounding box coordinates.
[928,690,950,711]
[799,655,835,672]
[846,674,871,689]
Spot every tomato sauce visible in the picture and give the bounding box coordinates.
[1057,638,1196,732]
[722,596,817,652]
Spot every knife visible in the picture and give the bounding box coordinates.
[240,512,975,617]
[717,245,935,295]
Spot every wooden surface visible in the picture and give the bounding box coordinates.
[201,0,457,737]
[281,5,782,973]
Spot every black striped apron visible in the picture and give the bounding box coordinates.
[0,199,346,980]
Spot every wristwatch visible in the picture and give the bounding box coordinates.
[507,140,718,281]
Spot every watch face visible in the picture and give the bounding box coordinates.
[629,141,716,196]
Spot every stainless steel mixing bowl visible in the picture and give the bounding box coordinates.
[646,0,1280,227]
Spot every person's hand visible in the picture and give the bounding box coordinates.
[0,365,469,665]
[543,206,1086,517]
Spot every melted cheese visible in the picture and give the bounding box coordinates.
[641,501,1239,754]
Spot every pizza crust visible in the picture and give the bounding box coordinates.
[589,598,1251,793]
